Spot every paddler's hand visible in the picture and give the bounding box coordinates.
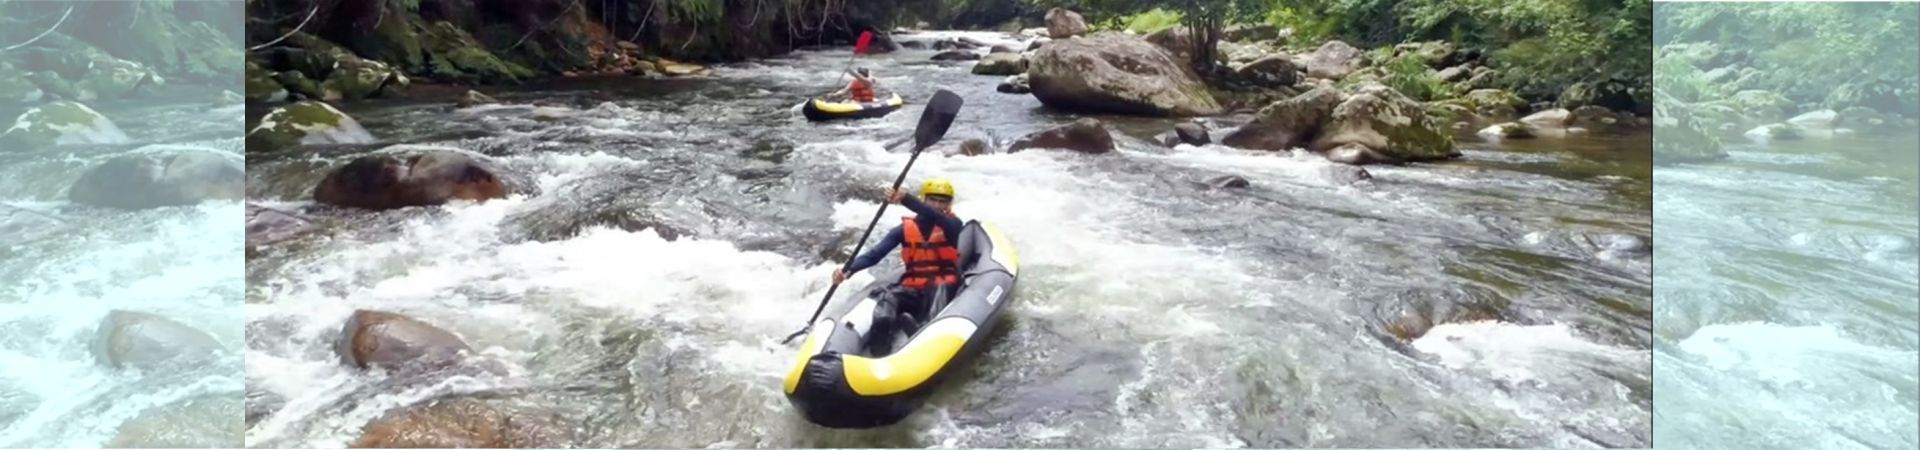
[832,269,848,285]
[885,187,906,204]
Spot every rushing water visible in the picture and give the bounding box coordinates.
[0,90,246,447]
[244,31,1653,447]
[1651,133,1920,449]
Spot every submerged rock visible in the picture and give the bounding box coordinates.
[69,149,244,210]
[246,204,319,251]
[107,393,244,448]
[931,50,982,61]
[351,398,565,448]
[336,310,471,371]
[313,150,510,210]
[1008,118,1116,154]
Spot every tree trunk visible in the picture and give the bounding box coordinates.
[1185,8,1222,80]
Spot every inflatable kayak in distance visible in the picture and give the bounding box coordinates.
[802,93,905,122]
[783,220,1019,428]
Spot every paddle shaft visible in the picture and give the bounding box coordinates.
[786,147,927,343]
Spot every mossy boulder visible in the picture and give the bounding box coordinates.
[972,53,1027,76]
[274,71,325,100]
[421,21,536,83]
[27,71,80,101]
[1,101,130,149]
[76,58,154,101]
[0,62,43,104]
[320,58,400,101]
[1463,89,1526,121]
[245,61,288,103]
[1394,41,1453,67]
[1221,87,1342,151]
[244,101,376,153]
[1312,82,1457,164]
[1027,32,1222,117]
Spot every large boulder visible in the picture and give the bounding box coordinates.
[1311,83,1457,164]
[106,393,244,448]
[1787,109,1839,131]
[1652,89,1727,164]
[1008,118,1116,154]
[0,62,44,104]
[75,58,156,102]
[93,310,221,371]
[320,58,401,101]
[335,310,471,370]
[0,101,130,149]
[1045,8,1089,39]
[1235,55,1300,88]
[972,53,1026,75]
[351,398,564,448]
[0,205,69,251]
[274,71,325,100]
[69,150,244,210]
[1143,27,1192,62]
[419,21,538,83]
[1027,32,1222,117]
[1305,41,1365,80]
[1220,87,1342,151]
[245,101,376,153]
[313,150,510,210]
[1433,66,1469,83]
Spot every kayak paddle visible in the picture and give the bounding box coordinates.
[782,89,964,344]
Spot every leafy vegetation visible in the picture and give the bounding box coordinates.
[1655,2,1919,114]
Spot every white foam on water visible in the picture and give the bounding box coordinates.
[1660,322,1919,449]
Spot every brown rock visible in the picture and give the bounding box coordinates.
[313,150,509,210]
[1008,118,1116,154]
[335,310,470,370]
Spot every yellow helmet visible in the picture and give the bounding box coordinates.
[920,178,955,199]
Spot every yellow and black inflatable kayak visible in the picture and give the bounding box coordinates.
[801,93,906,122]
[783,220,1019,428]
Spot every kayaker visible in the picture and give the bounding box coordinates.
[831,178,965,353]
[829,68,879,103]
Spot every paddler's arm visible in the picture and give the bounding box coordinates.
[899,194,965,236]
[838,226,902,280]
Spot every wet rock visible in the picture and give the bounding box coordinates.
[244,61,287,103]
[69,150,243,210]
[959,138,990,156]
[245,101,376,153]
[76,58,154,101]
[0,205,69,250]
[1433,65,1468,83]
[656,59,709,77]
[972,53,1026,75]
[1743,123,1804,142]
[1312,83,1457,164]
[1164,122,1211,147]
[1046,8,1089,39]
[899,40,928,50]
[1026,38,1049,52]
[93,310,221,371]
[1221,87,1341,151]
[1304,40,1364,80]
[1519,108,1573,130]
[321,58,401,101]
[0,62,44,104]
[106,393,244,448]
[1206,175,1250,189]
[996,74,1030,94]
[274,71,325,100]
[1319,164,1374,186]
[1028,32,1222,116]
[931,50,982,61]
[1464,89,1526,121]
[417,22,537,83]
[1008,118,1115,154]
[990,44,1017,54]
[351,398,564,448]
[246,204,318,250]
[0,101,130,149]
[1235,55,1300,88]
[458,90,500,108]
[313,150,509,210]
[1477,122,1536,139]
[336,310,471,370]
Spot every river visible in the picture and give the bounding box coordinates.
[1651,132,1920,449]
[243,31,1653,448]
[0,90,246,447]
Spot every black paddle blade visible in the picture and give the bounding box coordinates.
[913,90,964,151]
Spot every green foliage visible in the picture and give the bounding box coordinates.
[1119,8,1182,33]
[1379,53,1453,102]
[1656,2,1920,114]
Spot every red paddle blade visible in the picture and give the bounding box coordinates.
[855,31,874,55]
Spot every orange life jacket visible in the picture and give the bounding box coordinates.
[899,217,959,289]
[849,78,875,103]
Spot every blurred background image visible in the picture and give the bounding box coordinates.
[1651,2,1919,449]
[0,0,246,447]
